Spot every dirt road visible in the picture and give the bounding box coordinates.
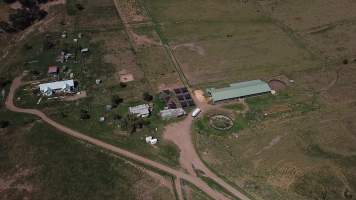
[5,76,244,200]
[164,90,254,199]
[163,111,250,200]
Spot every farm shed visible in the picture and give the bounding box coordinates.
[206,80,271,103]
[160,108,186,120]
[48,66,59,76]
[39,80,75,96]
[129,104,151,118]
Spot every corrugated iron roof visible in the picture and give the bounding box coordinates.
[39,80,74,92]
[207,80,271,102]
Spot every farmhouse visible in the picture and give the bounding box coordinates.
[206,80,271,103]
[160,108,186,120]
[39,80,75,96]
[129,104,151,118]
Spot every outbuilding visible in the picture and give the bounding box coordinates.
[160,108,186,120]
[129,104,151,118]
[39,80,75,96]
[206,80,271,103]
[48,66,59,76]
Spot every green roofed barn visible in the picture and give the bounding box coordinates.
[206,80,271,103]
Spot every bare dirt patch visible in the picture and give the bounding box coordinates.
[103,53,143,83]
[63,91,87,101]
[131,31,161,47]
[193,90,207,104]
[118,69,134,83]
[117,0,148,23]
[268,79,287,91]
[40,0,66,12]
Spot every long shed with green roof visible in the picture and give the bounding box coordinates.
[206,80,271,103]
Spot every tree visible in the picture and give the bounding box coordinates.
[19,0,36,8]
[7,5,47,32]
[80,109,90,120]
[111,95,123,108]
[37,0,49,4]
[75,3,85,10]
[143,92,153,102]
[43,36,55,50]
[0,120,10,128]
[113,114,122,121]
[0,21,16,33]
[3,0,17,4]
[343,59,349,65]
[119,82,127,88]
[120,114,138,133]
[9,9,34,30]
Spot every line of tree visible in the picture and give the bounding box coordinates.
[0,0,48,33]
[120,114,149,134]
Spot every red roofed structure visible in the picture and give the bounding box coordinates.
[48,66,59,75]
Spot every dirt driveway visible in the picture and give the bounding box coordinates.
[6,75,250,200]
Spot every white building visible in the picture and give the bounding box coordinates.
[145,136,158,145]
[160,108,186,120]
[129,104,151,118]
[39,80,75,96]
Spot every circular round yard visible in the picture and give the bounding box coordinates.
[209,114,234,131]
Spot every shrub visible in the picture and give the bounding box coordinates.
[111,95,123,108]
[80,109,90,120]
[0,21,16,33]
[119,82,127,88]
[143,92,153,102]
[0,120,10,128]
[4,0,17,4]
[343,59,349,65]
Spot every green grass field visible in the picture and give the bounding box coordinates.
[0,109,175,200]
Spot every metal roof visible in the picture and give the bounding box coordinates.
[129,104,150,117]
[160,108,186,119]
[39,80,74,92]
[207,80,271,102]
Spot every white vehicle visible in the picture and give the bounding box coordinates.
[192,108,201,117]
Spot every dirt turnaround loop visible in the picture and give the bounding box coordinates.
[6,75,251,200]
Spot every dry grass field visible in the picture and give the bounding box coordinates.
[2,0,356,199]
[125,0,356,199]
[143,0,321,87]
[259,0,356,61]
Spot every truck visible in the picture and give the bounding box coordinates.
[192,108,201,117]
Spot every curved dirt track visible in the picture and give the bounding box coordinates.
[164,94,251,200]
[5,76,251,200]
